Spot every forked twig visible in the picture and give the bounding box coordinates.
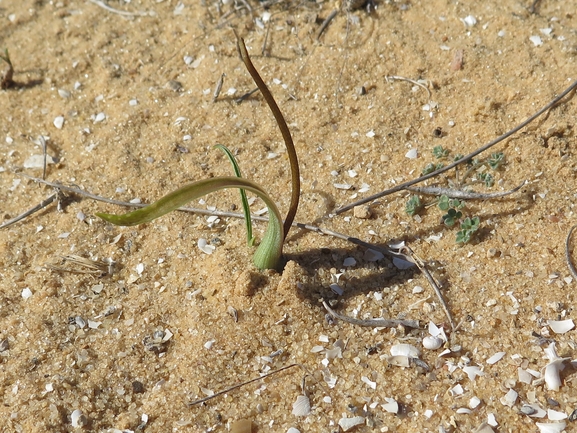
[336,78,577,214]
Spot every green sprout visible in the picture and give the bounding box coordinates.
[405,195,423,216]
[477,172,494,187]
[488,152,505,170]
[432,145,450,159]
[438,195,464,212]
[442,208,462,227]
[421,162,444,176]
[97,38,300,270]
[0,48,14,89]
[456,216,480,244]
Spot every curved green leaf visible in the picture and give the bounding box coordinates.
[96,176,284,270]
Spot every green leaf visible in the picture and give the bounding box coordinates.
[214,144,254,246]
[442,208,462,227]
[455,230,470,244]
[438,195,450,211]
[96,176,284,270]
[488,152,505,170]
[432,145,449,159]
[405,195,423,216]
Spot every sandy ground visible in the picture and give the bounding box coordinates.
[1,0,577,432]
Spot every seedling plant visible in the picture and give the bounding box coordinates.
[405,145,505,244]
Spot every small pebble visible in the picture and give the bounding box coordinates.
[353,205,372,219]
[165,80,183,92]
[132,380,145,394]
[486,248,501,258]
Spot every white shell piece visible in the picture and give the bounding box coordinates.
[500,388,518,407]
[386,355,410,367]
[338,416,365,431]
[405,148,418,159]
[423,336,443,350]
[94,112,106,123]
[87,320,101,329]
[486,351,506,365]
[198,238,215,255]
[462,365,484,381]
[382,397,398,413]
[21,288,32,299]
[287,428,301,433]
[456,408,472,414]
[423,409,433,418]
[54,116,64,129]
[544,360,568,391]
[361,376,376,389]
[325,346,342,360]
[136,263,144,274]
[487,413,498,427]
[291,395,311,416]
[518,367,533,384]
[429,322,442,337]
[390,344,420,357]
[71,409,84,428]
[535,422,566,433]
[311,346,324,353]
[343,257,356,267]
[334,183,352,190]
[203,340,215,350]
[547,409,567,421]
[547,319,575,334]
[450,384,464,396]
[469,396,481,409]
[530,35,543,46]
[24,154,55,168]
[461,15,477,26]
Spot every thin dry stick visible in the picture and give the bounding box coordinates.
[406,180,526,199]
[316,9,338,41]
[39,135,47,180]
[336,78,577,214]
[0,192,58,229]
[188,363,310,406]
[402,245,455,330]
[321,300,420,329]
[86,0,148,17]
[566,225,577,281]
[386,75,432,99]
